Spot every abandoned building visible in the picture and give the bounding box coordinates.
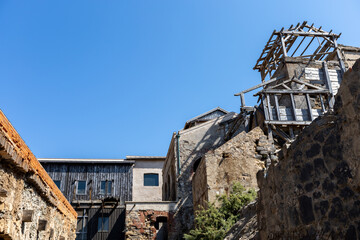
[39,156,176,240]
[0,110,77,239]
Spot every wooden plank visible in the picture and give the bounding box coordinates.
[266,94,273,120]
[234,75,285,96]
[280,33,287,57]
[257,89,329,94]
[262,95,269,121]
[320,95,326,112]
[274,95,281,121]
[323,61,334,109]
[305,94,314,121]
[277,31,339,37]
[264,120,312,125]
[290,93,298,121]
[289,127,295,139]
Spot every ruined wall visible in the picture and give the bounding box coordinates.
[0,110,77,239]
[192,127,268,210]
[125,202,176,240]
[162,112,242,238]
[257,59,360,239]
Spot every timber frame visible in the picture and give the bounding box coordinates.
[235,22,347,143]
[253,21,345,82]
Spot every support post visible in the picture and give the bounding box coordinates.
[274,95,281,121]
[333,37,346,75]
[323,61,335,109]
[290,93,298,121]
[305,94,314,121]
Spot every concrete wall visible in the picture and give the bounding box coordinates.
[257,59,360,239]
[133,160,164,202]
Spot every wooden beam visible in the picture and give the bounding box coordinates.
[264,120,312,125]
[305,94,314,121]
[262,95,270,121]
[290,93,298,121]
[234,75,285,96]
[266,94,273,120]
[277,31,339,37]
[257,89,329,95]
[323,61,335,109]
[280,33,287,57]
[274,95,281,121]
[333,37,346,74]
[320,94,326,112]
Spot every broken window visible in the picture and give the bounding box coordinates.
[144,173,159,186]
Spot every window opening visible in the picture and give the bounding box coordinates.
[97,216,109,232]
[54,180,61,189]
[100,180,112,195]
[77,181,86,195]
[144,173,159,186]
[75,209,88,240]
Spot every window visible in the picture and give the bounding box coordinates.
[97,216,109,232]
[77,181,86,195]
[100,181,112,195]
[76,209,88,240]
[54,180,61,189]
[144,173,159,186]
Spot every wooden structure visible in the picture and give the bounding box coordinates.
[40,159,134,240]
[235,22,347,142]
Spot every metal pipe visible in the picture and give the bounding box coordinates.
[176,133,181,175]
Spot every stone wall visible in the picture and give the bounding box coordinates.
[0,110,77,239]
[125,202,176,240]
[192,127,267,211]
[257,59,360,239]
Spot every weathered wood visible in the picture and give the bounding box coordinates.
[320,95,326,112]
[257,89,329,94]
[240,93,245,107]
[277,31,339,37]
[290,93,297,121]
[262,95,270,121]
[333,37,346,74]
[323,61,335,109]
[280,33,287,57]
[289,127,295,139]
[274,95,281,121]
[264,120,312,125]
[266,94,273,120]
[234,75,285,96]
[305,94,314,121]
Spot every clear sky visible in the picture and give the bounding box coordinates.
[0,0,358,158]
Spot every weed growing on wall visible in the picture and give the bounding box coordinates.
[184,182,256,240]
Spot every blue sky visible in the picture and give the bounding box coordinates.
[0,0,358,158]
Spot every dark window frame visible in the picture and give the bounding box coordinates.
[97,216,109,232]
[144,173,159,186]
[100,180,112,195]
[76,180,87,195]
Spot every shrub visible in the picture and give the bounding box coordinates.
[184,183,256,240]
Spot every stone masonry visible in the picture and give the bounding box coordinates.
[257,59,360,239]
[125,202,176,240]
[0,110,77,239]
[192,127,268,211]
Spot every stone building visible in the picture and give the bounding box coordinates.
[162,107,248,237]
[0,110,77,240]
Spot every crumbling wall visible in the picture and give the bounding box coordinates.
[0,110,77,239]
[0,163,76,240]
[192,127,268,210]
[257,59,360,239]
[125,202,176,240]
